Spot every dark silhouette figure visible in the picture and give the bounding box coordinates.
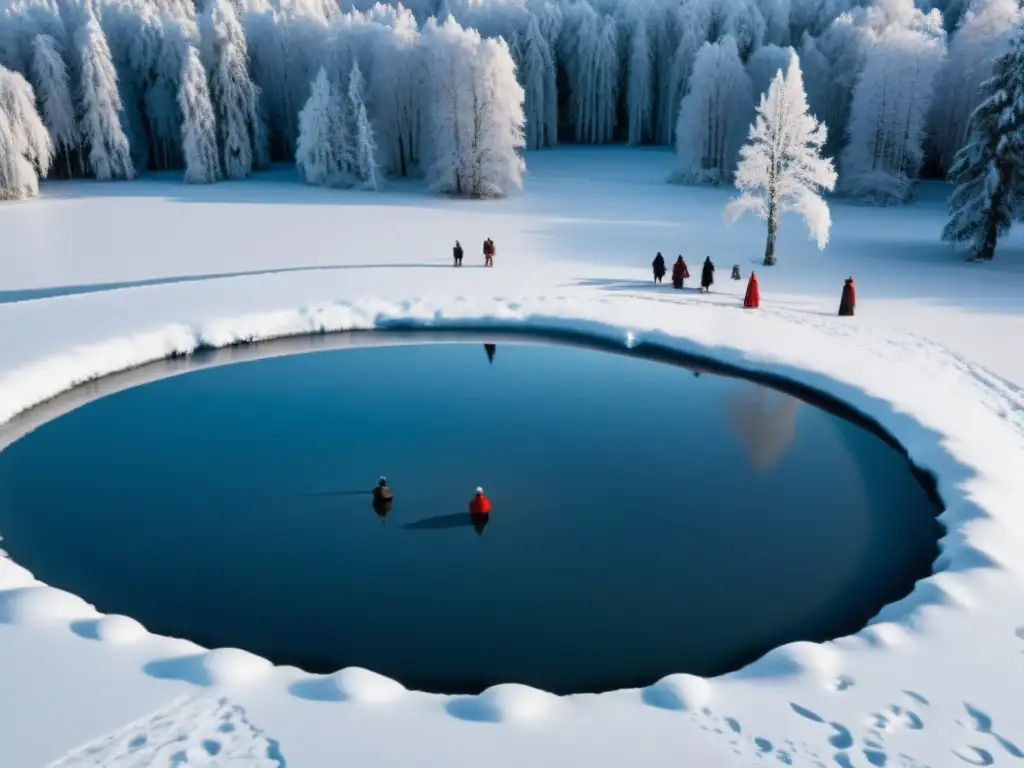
[372,477,393,524]
[839,277,856,316]
[470,512,490,536]
[700,257,715,293]
[453,241,464,267]
[484,343,496,363]
[652,252,666,283]
[671,256,688,289]
[731,264,742,280]
[743,271,760,308]
[483,238,495,267]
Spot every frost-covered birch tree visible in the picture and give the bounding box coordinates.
[725,52,837,265]
[202,0,268,178]
[673,36,753,185]
[841,2,946,203]
[30,34,77,177]
[657,0,710,145]
[295,65,346,185]
[748,43,792,98]
[942,24,1024,260]
[0,65,53,200]
[76,3,134,180]
[929,0,1022,173]
[422,17,524,197]
[626,12,653,145]
[346,60,379,188]
[519,14,555,149]
[179,46,220,183]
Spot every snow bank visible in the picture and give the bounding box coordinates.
[0,586,98,625]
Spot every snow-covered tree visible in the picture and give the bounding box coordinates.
[202,0,268,178]
[673,36,753,185]
[422,17,524,198]
[725,0,768,60]
[346,60,379,189]
[178,46,220,184]
[725,51,837,265]
[295,66,346,186]
[518,14,555,149]
[942,24,1024,260]
[560,2,618,144]
[657,0,710,145]
[29,34,76,177]
[76,3,134,181]
[841,10,946,204]
[626,12,653,145]
[0,65,53,200]
[748,43,792,98]
[929,0,1022,173]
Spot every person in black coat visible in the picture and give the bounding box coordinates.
[372,477,393,523]
[652,252,666,283]
[453,241,464,267]
[700,257,715,293]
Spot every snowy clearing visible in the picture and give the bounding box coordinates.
[0,149,1023,768]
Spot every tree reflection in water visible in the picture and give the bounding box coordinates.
[725,385,800,471]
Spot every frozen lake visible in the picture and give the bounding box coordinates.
[0,335,941,694]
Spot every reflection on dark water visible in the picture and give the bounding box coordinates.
[725,388,800,471]
[470,512,489,536]
[0,342,940,695]
[484,343,496,364]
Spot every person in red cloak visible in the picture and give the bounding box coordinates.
[838,277,855,316]
[469,487,491,532]
[671,256,687,289]
[743,271,760,308]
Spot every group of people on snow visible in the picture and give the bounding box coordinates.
[652,253,716,292]
[452,238,497,268]
[372,477,492,535]
[651,252,855,316]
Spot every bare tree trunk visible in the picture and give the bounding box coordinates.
[763,199,778,266]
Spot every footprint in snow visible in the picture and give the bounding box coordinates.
[46,695,286,767]
[959,703,1024,759]
[952,745,995,766]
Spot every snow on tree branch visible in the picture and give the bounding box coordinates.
[0,65,53,200]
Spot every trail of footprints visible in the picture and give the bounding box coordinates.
[48,695,286,767]
[697,667,1024,768]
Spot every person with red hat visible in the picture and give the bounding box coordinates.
[743,271,760,309]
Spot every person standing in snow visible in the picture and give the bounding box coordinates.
[743,271,760,308]
[652,252,666,283]
[838,277,856,316]
[672,256,687,289]
[700,256,715,293]
[483,238,495,267]
[453,240,464,267]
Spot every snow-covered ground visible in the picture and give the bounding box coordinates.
[1,148,1023,768]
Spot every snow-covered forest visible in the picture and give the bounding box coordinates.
[0,0,1022,202]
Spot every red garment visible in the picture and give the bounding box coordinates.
[671,261,684,283]
[469,494,492,515]
[743,273,760,308]
[847,280,856,308]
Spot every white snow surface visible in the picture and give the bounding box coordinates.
[1,148,1023,767]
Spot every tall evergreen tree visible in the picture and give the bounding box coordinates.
[0,66,53,200]
[943,24,1024,260]
[178,46,221,184]
[76,3,134,181]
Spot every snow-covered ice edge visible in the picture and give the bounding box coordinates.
[1,293,1023,704]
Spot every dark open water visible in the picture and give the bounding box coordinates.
[0,340,940,694]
